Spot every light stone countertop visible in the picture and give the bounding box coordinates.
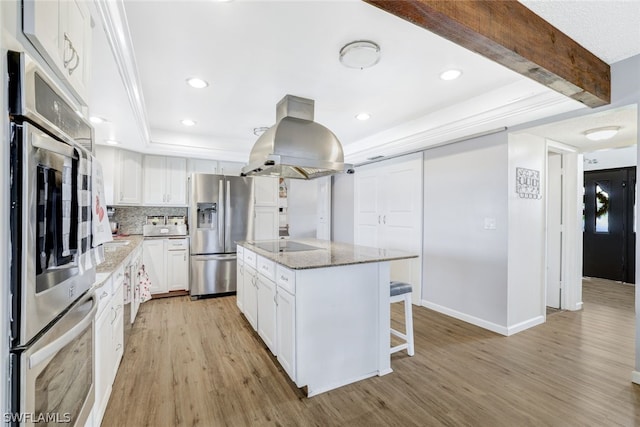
[94,234,144,285]
[237,238,417,270]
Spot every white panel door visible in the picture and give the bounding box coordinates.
[354,171,381,248]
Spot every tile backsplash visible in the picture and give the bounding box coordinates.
[112,206,188,235]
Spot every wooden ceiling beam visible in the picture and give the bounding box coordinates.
[364,0,611,107]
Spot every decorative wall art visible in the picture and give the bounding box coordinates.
[515,167,541,199]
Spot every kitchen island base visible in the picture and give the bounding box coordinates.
[237,239,417,397]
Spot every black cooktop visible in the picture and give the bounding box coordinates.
[252,241,322,253]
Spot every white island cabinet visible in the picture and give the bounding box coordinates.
[237,239,416,397]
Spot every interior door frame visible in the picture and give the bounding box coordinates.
[546,140,584,312]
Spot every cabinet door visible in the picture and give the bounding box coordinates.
[218,161,243,176]
[236,260,244,312]
[254,206,278,241]
[111,283,124,374]
[95,306,113,420]
[257,275,277,355]
[95,146,116,206]
[188,158,218,176]
[254,177,278,206]
[244,266,258,330]
[167,249,189,291]
[23,0,64,73]
[61,0,91,100]
[166,157,187,205]
[116,150,142,205]
[143,155,166,205]
[143,240,166,294]
[276,287,296,381]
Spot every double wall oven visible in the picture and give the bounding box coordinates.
[8,51,96,426]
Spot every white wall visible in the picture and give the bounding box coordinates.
[583,145,637,171]
[423,133,509,330]
[331,173,354,244]
[506,133,546,332]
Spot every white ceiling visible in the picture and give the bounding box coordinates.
[89,0,640,165]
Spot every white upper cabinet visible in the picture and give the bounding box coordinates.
[187,158,218,177]
[23,0,93,104]
[218,161,244,176]
[95,145,116,206]
[254,177,278,206]
[143,155,187,206]
[114,149,142,206]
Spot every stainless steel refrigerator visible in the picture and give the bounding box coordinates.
[189,174,254,299]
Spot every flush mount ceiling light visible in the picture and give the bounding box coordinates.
[90,116,106,124]
[355,112,371,121]
[186,77,209,89]
[181,119,196,126]
[339,40,381,69]
[584,126,620,141]
[104,139,119,145]
[440,69,462,81]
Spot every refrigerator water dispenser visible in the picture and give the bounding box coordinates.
[197,203,217,229]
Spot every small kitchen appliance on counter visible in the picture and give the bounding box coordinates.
[142,215,188,237]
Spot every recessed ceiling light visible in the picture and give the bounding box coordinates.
[105,139,119,145]
[584,126,620,141]
[440,69,462,81]
[181,119,196,126]
[186,77,209,89]
[355,112,371,121]
[339,40,381,69]
[90,116,106,124]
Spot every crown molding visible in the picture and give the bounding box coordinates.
[94,0,150,145]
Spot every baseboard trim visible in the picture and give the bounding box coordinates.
[632,371,640,385]
[506,315,544,336]
[421,300,508,336]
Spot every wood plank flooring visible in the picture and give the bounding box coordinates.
[102,278,640,426]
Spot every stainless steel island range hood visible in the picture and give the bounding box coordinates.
[241,95,353,180]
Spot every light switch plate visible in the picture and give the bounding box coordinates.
[484,217,497,230]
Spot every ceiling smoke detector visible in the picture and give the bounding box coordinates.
[339,40,381,69]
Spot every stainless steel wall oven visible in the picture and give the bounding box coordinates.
[8,51,96,427]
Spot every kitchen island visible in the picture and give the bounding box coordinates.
[236,239,416,397]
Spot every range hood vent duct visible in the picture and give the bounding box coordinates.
[241,95,353,180]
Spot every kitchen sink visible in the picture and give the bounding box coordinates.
[103,240,130,252]
[104,240,130,247]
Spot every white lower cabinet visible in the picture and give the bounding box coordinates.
[257,274,277,354]
[276,285,296,380]
[238,249,296,381]
[243,264,258,330]
[143,238,189,294]
[94,272,125,425]
[236,247,244,311]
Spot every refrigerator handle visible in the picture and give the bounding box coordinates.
[225,179,231,250]
[218,179,224,248]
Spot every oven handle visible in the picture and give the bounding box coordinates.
[29,294,97,369]
[31,131,78,159]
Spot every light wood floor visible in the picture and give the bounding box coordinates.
[102,278,640,426]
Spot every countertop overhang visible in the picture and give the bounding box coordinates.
[237,238,417,270]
